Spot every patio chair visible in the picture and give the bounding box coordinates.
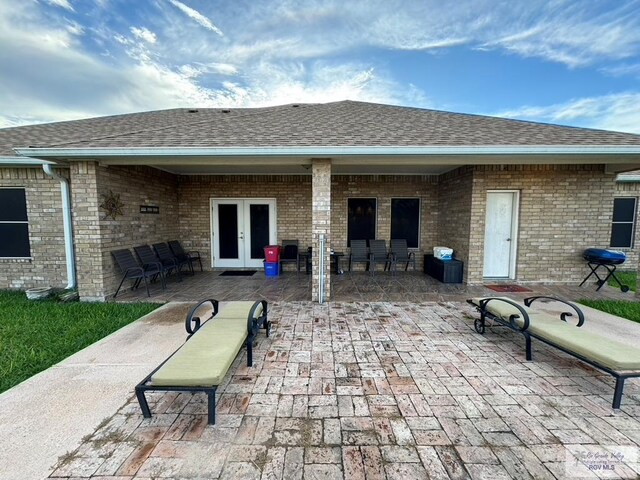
[390,239,416,271]
[168,240,203,272]
[112,248,165,298]
[369,239,395,274]
[348,239,372,274]
[153,242,193,275]
[134,244,182,282]
[279,239,300,272]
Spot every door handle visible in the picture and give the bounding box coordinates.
[239,232,244,240]
[506,238,511,242]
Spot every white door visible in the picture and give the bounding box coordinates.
[483,191,519,278]
[211,199,276,268]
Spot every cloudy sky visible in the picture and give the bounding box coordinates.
[1,0,640,133]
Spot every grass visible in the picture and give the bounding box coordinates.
[0,290,159,394]
[607,270,637,292]
[579,299,640,324]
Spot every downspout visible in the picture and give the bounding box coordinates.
[43,165,77,289]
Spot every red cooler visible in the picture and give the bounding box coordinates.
[264,245,281,263]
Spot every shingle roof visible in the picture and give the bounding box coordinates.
[2,100,640,156]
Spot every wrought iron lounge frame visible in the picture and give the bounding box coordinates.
[135,298,271,425]
[468,296,640,409]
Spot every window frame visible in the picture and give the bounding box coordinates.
[390,197,421,249]
[347,197,377,247]
[0,187,31,258]
[610,196,637,249]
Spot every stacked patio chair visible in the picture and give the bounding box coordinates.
[390,239,416,271]
[134,244,182,283]
[112,248,165,298]
[280,239,300,273]
[168,240,203,272]
[153,242,193,275]
[369,239,395,274]
[348,239,372,274]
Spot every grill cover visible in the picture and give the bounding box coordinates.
[583,248,626,265]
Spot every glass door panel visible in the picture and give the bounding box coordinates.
[218,204,239,259]
[249,204,270,260]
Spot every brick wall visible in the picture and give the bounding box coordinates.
[437,167,474,281]
[467,164,616,283]
[331,175,439,271]
[0,167,67,289]
[177,175,312,269]
[72,162,180,300]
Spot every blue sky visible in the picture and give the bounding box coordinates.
[1,0,640,133]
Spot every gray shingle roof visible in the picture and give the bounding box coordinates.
[2,101,640,156]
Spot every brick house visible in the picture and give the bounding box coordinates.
[1,101,639,301]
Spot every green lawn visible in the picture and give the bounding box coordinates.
[608,271,637,292]
[0,291,159,394]
[579,299,640,324]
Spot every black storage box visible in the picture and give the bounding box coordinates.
[424,254,463,283]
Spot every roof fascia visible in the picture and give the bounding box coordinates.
[13,145,640,158]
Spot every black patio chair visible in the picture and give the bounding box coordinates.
[369,239,395,274]
[153,242,193,275]
[134,244,182,282]
[280,239,300,273]
[112,248,165,298]
[390,239,416,271]
[168,240,203,272]
[348,239,372,274]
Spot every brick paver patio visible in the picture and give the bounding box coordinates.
[49,301,640,479]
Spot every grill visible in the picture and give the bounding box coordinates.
[579,248,629,292]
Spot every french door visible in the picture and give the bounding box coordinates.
[211,199,276,268]
[483,191,519,278]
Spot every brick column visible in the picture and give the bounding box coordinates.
[312,159,331,302]
[70,161,106,300]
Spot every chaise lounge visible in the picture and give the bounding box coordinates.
[135,298,271,424]
[468,296,640,408]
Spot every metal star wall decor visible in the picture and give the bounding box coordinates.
[99,190,125,220]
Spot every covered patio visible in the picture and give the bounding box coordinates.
[110,269,633,304]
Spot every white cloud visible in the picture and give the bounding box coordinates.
[130,27,156,44]
[496,93,640,134]
[167,0,223,36]
[45,0,74,12]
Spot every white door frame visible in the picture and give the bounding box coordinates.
[210,198,277,268]
[483,190,519,279]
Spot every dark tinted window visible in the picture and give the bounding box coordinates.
[612,198,636,222]
[610,197,637,248]
[0,188,30,257]
[0,188,28,221]
[348,198,376,246]
[391,198,420,248]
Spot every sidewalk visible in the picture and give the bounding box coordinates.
[0,303,191,480]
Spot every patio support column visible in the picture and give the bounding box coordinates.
[312,158,331,302]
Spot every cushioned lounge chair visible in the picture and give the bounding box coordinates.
[112,248,164,297]
[168,240,203,272]
[468,296,640,408]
